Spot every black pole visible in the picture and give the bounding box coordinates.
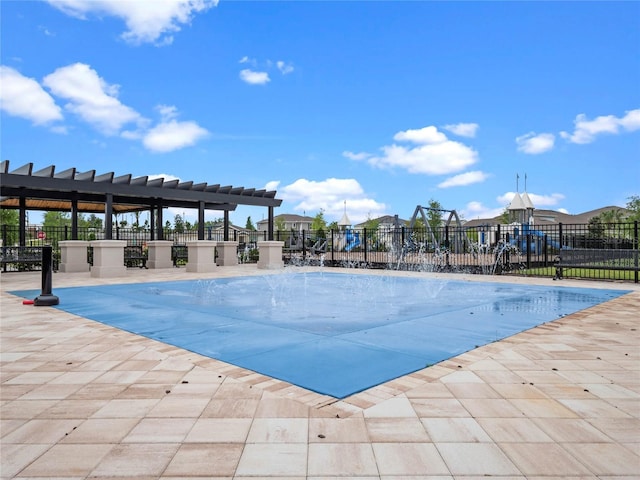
[19,196,26,246]
[223,210,229,241]
[634,220,638,284]
[104,193,113,240]
[198,201,205,240]
[268,207,274,241]
[34,246,59,306]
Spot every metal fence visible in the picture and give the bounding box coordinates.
[279,222,639,283]
[2,222,638,282]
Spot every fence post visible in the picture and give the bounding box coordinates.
[444,225,450,268]
[363,228,367,263]
[302,230,307,258]
[635,221,638,284]
[558,223,563,249]
[331,229,335,264]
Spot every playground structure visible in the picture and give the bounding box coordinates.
[284,230,328,256]
[511,223,561,253]
[396,205,473,258]
[333,229,361,252]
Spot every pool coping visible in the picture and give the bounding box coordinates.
[3,265,638,417]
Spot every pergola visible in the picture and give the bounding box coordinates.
[0,161,282,245]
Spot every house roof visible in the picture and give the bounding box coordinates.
[463,206,630,228]
[508,192,525,210]
[521,192,535,210]
[256,213,314,225]
[355,215,409,227]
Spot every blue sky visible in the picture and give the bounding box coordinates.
[2,0,639,227]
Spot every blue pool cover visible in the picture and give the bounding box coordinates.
[12,272,630,398]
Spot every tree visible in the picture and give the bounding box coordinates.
[245,216,256,231]
[426,199,444,233]
[43,211,71,227]
[311,210,327,230]
[275,216,286,232]
[587,217,604,238]
[0,209,19,245]
[174,214,185,233]
[311,210,328,238]
[0,209,19,226]
[132,211,141,230]
[499,207,510,224]
[362,215,380,249]
[410,216,427,243]
[596,208,625,224]
[327,221,338,231]
[626,195,640,223]
[80,214,103,229]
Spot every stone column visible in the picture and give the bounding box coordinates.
[59,240,90,273]
[257,241,284,269]
[216,241,239,266]
[186,240,217,273]
[90,240,127,278]
[147,240,173,269]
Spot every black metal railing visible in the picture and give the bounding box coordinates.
[1,245,60,272]
[277,222,638,283]
[2,222,637,282]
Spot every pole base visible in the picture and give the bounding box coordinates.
[34,294,60,306]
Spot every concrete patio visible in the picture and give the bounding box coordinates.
[1,266,639,479]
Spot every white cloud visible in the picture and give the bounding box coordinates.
[238,57,293,85]
[45,0,217,45]
[43,62,143,135]
[342,151,370,161]
[0,66,63,125]
[6,62,208,152]
[156,104,179,121]
[357,126,478,175]
[393,126,448,144]
[265,180,280,191]
[148,173,181,182]
[438,171,490,188]
[276,61,294,75]
[497,191,565,207]
[461,201,505,220]
[560,108,640,144]
[443,122,479,138]
[619,109,640,130]
[278,178,386,224]
[516,132,555,154]
[463,191,567,220]
[239,69,270,85]
[239,56,257,66]
[143,119,209,153]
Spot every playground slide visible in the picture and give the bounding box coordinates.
[529,229,561,249]
[345,231,361,251]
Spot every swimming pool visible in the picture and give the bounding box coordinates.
[13,272,630,398]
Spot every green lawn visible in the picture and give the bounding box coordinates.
[520,266,638,282]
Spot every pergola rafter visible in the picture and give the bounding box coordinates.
[0,161,280,243]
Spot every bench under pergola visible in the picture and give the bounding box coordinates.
[0,161,282,245]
